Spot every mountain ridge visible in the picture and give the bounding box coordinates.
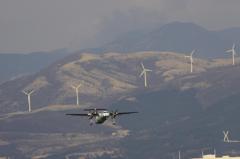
[84,22,240,59]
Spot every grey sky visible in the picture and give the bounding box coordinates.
[0,0,240,53]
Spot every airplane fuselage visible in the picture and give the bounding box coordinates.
[95,116,108,124]
[94,111,110,124]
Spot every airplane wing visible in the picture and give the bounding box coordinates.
[114,112,138,116]
[84,108,107,111]
[66,113,89,116]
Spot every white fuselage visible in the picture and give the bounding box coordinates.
[95,111,110,124]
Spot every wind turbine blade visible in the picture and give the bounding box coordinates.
[191,50,195,56]
[29,90,35,94]
[22,90,28,95]
[145,69,152,72]
[76,84,82,89]
[141,63,145,69]
[139,71,145,77]
[185,55,190,58]
[226,49,232,53]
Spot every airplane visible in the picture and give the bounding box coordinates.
[66,108,138,125]
[223,130,240,143]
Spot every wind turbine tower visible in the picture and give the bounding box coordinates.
[226,43,236,65]
[139,63,152,87]
[185,50,195,73]
[72,83,82,105]
[22,90,35,112]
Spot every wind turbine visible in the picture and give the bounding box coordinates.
[71,83,82,105]
[223,130,240,143]
[22,90,35,112]
[139,62,152,87]
[223,130,230,142]
[226,43,236,65]
[185,50,195,73]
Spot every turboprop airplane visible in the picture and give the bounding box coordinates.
[66,108,138,125]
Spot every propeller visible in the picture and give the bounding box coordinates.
[87,110,97,126]
[85,108,107,125]
[111,110,118,125]
[88,113,94,119]
[111,110,118,118]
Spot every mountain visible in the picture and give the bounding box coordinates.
[0,49,70,84]
[85,22,240,58]
[1,51,240,158]
[219,27,240,44]
[0,51,233,114]
[110,88,240,159]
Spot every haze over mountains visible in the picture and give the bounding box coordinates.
[87,22,240,58]
[1,22,240,158]
[0,49,69,84]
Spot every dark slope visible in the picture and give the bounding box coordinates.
[112,89,240,159]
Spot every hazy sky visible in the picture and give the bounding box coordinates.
[0,0,240,53]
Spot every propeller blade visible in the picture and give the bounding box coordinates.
[110,110,117,118]
[88,114,94,119]
[110,110,119,124]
